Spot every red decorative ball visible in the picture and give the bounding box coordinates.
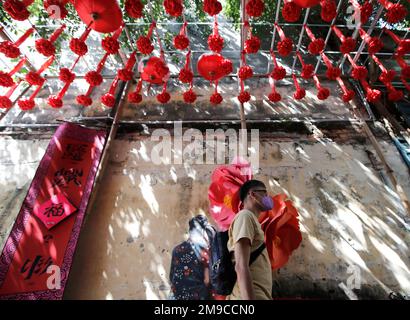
[157,91,171,104]
[183,89,197,103]
[0,96,12,109]
[164,0,183,17]
[340,38,356,54]
[238,91,251,103]
[137,36,154,55]
[118,69,133,81]
[125,0,144,19]
[244,35,261,54]
[246,0,265,18]
[26,72,45,86]
[388,88,403,102]
[174,35,189,50]
[379,70,396,83]
[4,0,30,21]
[268,91,281,102]
[366,88,381,102]
[59,68,75,83]
[308,38,325,55]
[70,38,88,56]
[76,95,92,106]
[179,68,194,83]
[18,99,35,110]
[0,41,20,58]
[0,71,14,87]
[35,38,55,57]
[44,0,68,19]
[154,60,170,78]
[277,38,293,56]
[102,36,120,54]
[342,90,355,102]
[101,93,116,107]
[360,1,373,24]
[208,34,224,53]
[326,66,341,80]
[385,4,407,24]
[317,87,330,100]
[271,66,286,80]
[368,38,383,55]
[203,0,222,16]
[238,65,253,80]
[210,92,223,104]
[351,66,368,80]
[401,65,410,79]
[221,59,233,75]
[282,2,301,22]
[301,64,314,79]
[85,71,103,86]
[48,95,63,108]
[320,0,337,23]
[128,92,142,103]
[294,88,306,100]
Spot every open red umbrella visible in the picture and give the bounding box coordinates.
[74,0,123,33]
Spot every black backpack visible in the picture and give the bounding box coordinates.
[208,230,266,296]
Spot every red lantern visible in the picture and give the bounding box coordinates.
[74,0,123,33]
[197,53,231,82]
[138,56,170,85]
[293,0,321,8]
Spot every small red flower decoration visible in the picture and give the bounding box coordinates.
[35,39,55,57]
[18,99,35,110]
[317,87,330,100]
[326,66,341,80]
[238,91,251,103]
[157,91,171,104]
[204,0,222,16]
[101,93,116,107]
[351,66,368,80]
[174,35,189,50]
[125,0,144,19]
[102,36,120,54]
[0,41,20,58]
[308,38,325,55]
[164,0,183,17]
[320,0,337,23]
[0,71,14,87]
[282,2,301,22]
[25,72,45,86]
[271,66,286,81]
[244,35,261,54]
[183,89,197,103]
[77,95,92,107]
[0,96,13,109]
[48,95,63,108]
[118,69,133,81]
[128,92,142,103]
[238,65,253,80]
[179,68,194,83]
[277,38,293,57]
[294,88,306,100]
[85,71,103,86]
[301,64,314,79]
[208,34,224,53]
[210,92,223,104]
[59,68,75,83]
[70,38,88,56]
[268,91,281,102]
[137,36,154,55]
[246,0,265,18]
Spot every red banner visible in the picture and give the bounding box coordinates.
[0,122,106,299]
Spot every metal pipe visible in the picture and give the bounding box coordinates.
[266,0,282,74]
[291,8,310,73]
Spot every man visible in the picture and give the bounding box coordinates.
[227,180,273,300]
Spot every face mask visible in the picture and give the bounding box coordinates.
[261,195,274,211]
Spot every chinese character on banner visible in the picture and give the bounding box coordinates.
[43,203,65,217]
[52,167,83,188]
[62,144,88,162]
[20,255,54,280]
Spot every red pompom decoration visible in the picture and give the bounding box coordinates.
[320,0,337,22]
[4,0,30,21]
[183,89,197,103]
[204,0,222,16]
[59,68,75,83]
[360,1,373,24]
[340,38,356,54]
[384,3,407,24]
[308,38,325,55]
[342,90,355,102]
[25,72,45,86]
[210,92,223,104]
[85,71,103,86]
[48,95,63,108]
[368,38,383,54]
[18,99,35,110]
[102,36,120,54]
[70,38,88,56]
[294,88,306,100]
[208,34,224,53]
[238,91,251,103]
[379,70,396,83]
[128,92,142,103]
[179,68,194,83]
[76,95,92,106]
[301,64,314,79]
[174,35,189,50]
[221,59,233,75]
[157,91,171,104]
[154,60,170,79]
[101,93,116,107]
[326,66,341,80]
[137,36,154,55]
[351,66,368,80]
[125,0,144,18]
[0,41,20,58]
[238,65,253,80]
[366,88,381,102]
[271,66,286,81]
[282,2,301,22]
[244,35,261,54]
[0,96,13,109]
[268,91,281,102]
[317,87,330,100]
[118,69,134,81]
[164,0,183,17]
[277,38,293,56]
[35,38,55,57]
[0,71,14,87]
[246,0,265,18]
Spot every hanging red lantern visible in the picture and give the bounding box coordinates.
[4,0,30,21]
[378,0,407,24]
[296,52,314,79]
[384,28,410,57]
[346,54,368,80]
[293,0,321,8]
[321,53,341,80]
[139,56,170,85]
[320,0,337,23]
[336,77,355,102]
[203,0,222,16]
[358,28,383,55]
[35,24,66,57]
[292,74,305,100]
[0,28,34,58]
[174,22,190,50]
[332,26,356,54]
[270,50,286,81]
[275,24,293,57]
[305,25,325,55]
[163,0,183,17]
[74,0,123,33]
[282,1,302,22]
[0,57,26,87]
[125,0,144,19]
[246,0,265,18]
[197,53,231,81]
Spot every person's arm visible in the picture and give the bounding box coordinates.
[234,237,256,300]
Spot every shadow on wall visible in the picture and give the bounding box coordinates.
[60,133,410,300]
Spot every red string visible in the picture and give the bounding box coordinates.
[14,28,34,47]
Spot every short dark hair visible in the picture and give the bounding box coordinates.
[239,180,266,202]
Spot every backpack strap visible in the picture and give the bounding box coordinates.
[249,243,266,265]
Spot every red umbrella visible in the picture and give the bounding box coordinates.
[74,0,123,33]
[197,53,231,82]
[139,56,170,85]
[293,0,321,8]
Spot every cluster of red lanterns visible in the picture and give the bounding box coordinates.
[0,0,409,111]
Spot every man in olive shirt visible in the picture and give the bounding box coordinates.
[227,180,273,300]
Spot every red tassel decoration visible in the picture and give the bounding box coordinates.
[384,28,410,57]
[137,21,156,55]
[270,50,286,80]
[332,26,356,54]
[0,81,20,109]
[118,51,137,81]
[183,88,197,103]
[282,1,301,22]
[4,0,30,21]
[101,76,120,108]
[336,77,355,102]
[244,21,261,54]
[48,79,71,109]
[164,0,183,17]
[174,22,190,50]
[25,55,54,86]
[275,23,293,57]
[76,86,93,107]
[128,78,143,104]
[208,17,224,53]
[125,0,144,19]
[372,54,396,83]
[349,0,373,25]
[346,54,368,80]
[18,82,44,110]
[358,28,383,55]
[0,57,26,87]
[321,53,341,80]
[157,82,171,104]
[385,81,403,102]
[70,24,92,56]
[210,81,223,105]
[35,24,66,57]
[246,0,265,18]
[320,0,337,23]
[305,25,325,55]
[292,74,305,100]
[268,79,281,103]
[378,0,407,24]
[0,27,34,58]
[313,75,330,100]
[360,79,381,102]
[179,50,194,84]
[101,25,123,55]
[203,0,222,17]
[296,52,314,79]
